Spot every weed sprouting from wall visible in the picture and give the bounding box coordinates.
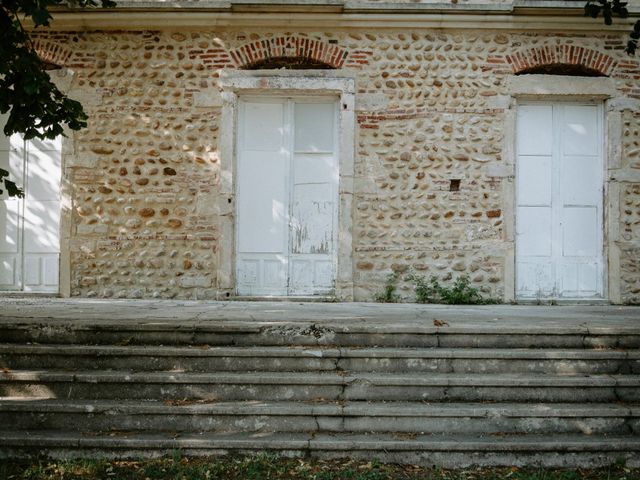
[410,273,499,305]
[374,272,401,303]
[375,271,499,304]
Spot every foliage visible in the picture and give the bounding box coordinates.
[374,272,401,303]
[0,168,24,198]
[0,0,115,197]
[1,455,639,480]
[584,0,640,54]
[410,273,498,305]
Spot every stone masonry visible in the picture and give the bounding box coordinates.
[30,15,640,302]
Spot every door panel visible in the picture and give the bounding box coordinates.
[516,103,603,300]
[237,150,288,253]
[517,105,553,156]
[236,99,338,296]
[25,146,61,201]
[561,155,601,205]
[562,207,599,257]
[28,136,62,154]
[517,262,554,297]
[562,105,599,155]
[243,102,285,151]
[291,183,334,254]
[263,258,287,288]
[518,156,552,206]
[291,153,337,257]
[0,202,20,254]
[0,128,24,290]
[24,255,60,288]
[560,262,599,296]
[517,207,552,257]
[294,103,335,152]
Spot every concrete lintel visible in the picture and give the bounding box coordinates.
[507,75,618,99]
[219,70,355,95]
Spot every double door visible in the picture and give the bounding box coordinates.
[236,98,338,296]
[516,103,604,299]
[0,124,61,293]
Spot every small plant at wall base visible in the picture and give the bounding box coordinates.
[410,273,499,305]
[375,272,401,303]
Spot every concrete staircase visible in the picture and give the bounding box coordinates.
[1,302,639,467]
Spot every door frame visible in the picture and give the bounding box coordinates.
[218,70,356,300]
[505,74,624,303]
[235,96,340,296]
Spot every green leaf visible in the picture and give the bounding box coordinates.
[584,4,601,18]
[31,8,52,26]
[3,179,24,198]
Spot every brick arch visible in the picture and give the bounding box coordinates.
[32,39,73,68]
[229,36,347,69]
[506,45,617,77]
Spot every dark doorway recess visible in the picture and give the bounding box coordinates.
[516,63,606,77]
[245,57,335,70]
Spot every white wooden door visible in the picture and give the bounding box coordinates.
[236,98,338,296]
[516,103,604,300]
[0,117,61,293]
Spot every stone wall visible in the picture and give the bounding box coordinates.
[620,110,640,303]
[32,27,640,302]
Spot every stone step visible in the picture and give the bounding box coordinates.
[2,319,639,349]
[1,431,639,467]
[1,344,637,374]
[1,400,638,435]
[3,370,639,402]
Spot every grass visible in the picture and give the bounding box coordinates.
[1,456,639,480]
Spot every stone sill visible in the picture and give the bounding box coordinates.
[231,296,337,302]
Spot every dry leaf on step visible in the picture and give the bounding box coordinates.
[433,319,449,327]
